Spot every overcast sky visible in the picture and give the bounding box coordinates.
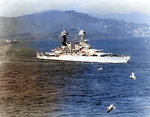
[0,0,150,17]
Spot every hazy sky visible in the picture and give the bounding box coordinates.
[0,0,150,17]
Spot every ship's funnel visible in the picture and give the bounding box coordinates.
[79,29,86,42]
[61,29,68,46]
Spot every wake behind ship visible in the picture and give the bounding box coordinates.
[37,29,130,63]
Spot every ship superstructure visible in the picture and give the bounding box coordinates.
[37,29,130,63]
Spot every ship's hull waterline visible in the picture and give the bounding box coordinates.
[37,53,130,63]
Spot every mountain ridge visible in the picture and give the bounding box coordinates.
[89,12,150,25]
[0,10,150,39]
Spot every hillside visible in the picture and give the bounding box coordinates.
[90,12,150,25]
[0,10,150,39]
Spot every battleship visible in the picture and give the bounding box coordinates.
[37,29,131,63]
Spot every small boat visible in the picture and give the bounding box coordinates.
[37,29,130,63]
[5,39,18,44]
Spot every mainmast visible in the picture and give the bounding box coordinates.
[79,29,86,42]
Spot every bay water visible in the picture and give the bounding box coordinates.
[0,37,150,117]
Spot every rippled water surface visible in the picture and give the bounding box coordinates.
[0,37,150,117]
